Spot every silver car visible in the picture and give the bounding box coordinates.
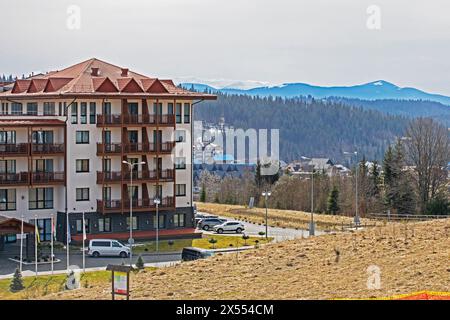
[197,218,227,231]
[88,239,130,258]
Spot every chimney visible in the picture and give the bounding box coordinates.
[91,67,99,76]
[121,68,129,77]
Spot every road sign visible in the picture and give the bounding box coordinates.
[128,237,134,245]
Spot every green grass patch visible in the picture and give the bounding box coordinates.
[133,235,273,253]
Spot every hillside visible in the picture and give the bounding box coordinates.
[49,218,450,300]
[194,94,408,162]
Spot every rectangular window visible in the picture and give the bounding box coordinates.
[0,131,16,144]
[76,188,89,201]
[102,159,111,172]
[0,189,16,211]
[176,184,186,197]
[11,103,23,115]
[0,160,16,174]
[128,103,138,115]
[27,102,38,115]
[75,131,89,144]
[103,187,111,201]
[175,157,186,170]
[71,102,78,124]
[43,102,55,115]
[29,188,53,210]
[35,159,53,173]
[80,102,87,124]
[167,103,174,115]
[126,216,138,230]
[76,218,90,233]
[173,213,185,228]
[175,103,182,123]
[153,214,166,229]
[184,103,190,123]
[32,130,53,144]
[1,102,8,115]
[103,102,111,115]
[175,130,186,143]
[89,102,96,124]
[76,159,89,173]
[98,217,111,232]
[36,218,52,241]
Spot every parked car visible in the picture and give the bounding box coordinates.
[195,214,219,226]
[88,239,130,258]
[181,247,215,261]
[213,221,245,234]
[197,217,227,231]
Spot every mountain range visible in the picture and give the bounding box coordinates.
[181,80,450,106]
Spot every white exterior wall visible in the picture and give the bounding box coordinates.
[0,97,194,222]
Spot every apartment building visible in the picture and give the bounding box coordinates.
[0,58,216,244]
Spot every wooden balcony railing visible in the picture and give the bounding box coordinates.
[96,114,175,126]
[0,143,29,156]
[96,169,174,184]
[31,143,64,155]
[31,172,65,184]
[97,142,175,155]
[0,172,29,185]
[97,143,122,155]
[97,196,175,213]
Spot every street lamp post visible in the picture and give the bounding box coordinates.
[154,198,161,252]
[122,160,146,266]
[344,151,360,228]
[310,169,315,236]
[261,191,271,239]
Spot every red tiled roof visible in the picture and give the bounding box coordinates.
[0,58,216,100]
[0,119,65,127]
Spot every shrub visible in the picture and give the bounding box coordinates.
[10,268,24,292]
[136,255,145,270]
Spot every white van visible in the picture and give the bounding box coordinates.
[88,239,130,258]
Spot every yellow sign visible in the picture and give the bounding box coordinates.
[114,272,127,295]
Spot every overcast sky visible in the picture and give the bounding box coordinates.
[1,0,450,94]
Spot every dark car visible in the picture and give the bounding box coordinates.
[197,217,226,231]
[182,247,215,261]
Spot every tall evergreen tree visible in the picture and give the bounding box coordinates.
[326,186,340,215]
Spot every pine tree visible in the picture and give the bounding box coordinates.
[9,268,24,292]
[326,186,340,215]
[200,184,206,202]
[135,255,145,270]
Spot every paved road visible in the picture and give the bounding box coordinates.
[199,212,324,241]
[0,247,180,277]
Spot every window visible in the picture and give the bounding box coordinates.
[11,103,22,115]
[168,103,174,115]
[173,213,185,228]
[76,188,89,201]
[71,102,78,124]
[32,130,53,144]
[80,102,87,124]
[103,186,111,202]
[29,188,53,209]
[35,159,53,173]
[0,131,16,144]
[1,102,8,115]
[27,102,38,115]
[126,216,138,230]
[36,218,52,241]
[76,218,90,233]
[43,102,55,115]
[75,131,89,144]
[98,217,111,232]
[153,214,166,229]
[128,131,138,143]
[175,157,186,170]
[175,130,186,143]
[103,102,111,115]
[184,103,190,123]
[128,186,138,201]
[76,159,89,173]
[0,160,16,174]
[89,102,96,124]
[175,103,182,123]
[128,103,138,115]
[0,189,16,211]
[176,184,186,196]
[102,159,111,172]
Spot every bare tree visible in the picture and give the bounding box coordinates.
[405,118,450,213]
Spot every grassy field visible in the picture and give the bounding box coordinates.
[197,202,374,231]
[0,270,112,300]
[48,218,450,300]
[133,235,273,253]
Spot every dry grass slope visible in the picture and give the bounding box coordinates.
[49,218,450,300]
[197,202,373,231]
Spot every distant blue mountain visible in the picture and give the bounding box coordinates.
[181,80,450,106]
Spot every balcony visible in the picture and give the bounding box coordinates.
[31,172,65,185]
[0,172,29,186]
[0,143,29,157]
[97,142,175,156]
[97,196,175,213]
[97,169,174,184]
[31,143,64,155]
[96,114,175,127]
